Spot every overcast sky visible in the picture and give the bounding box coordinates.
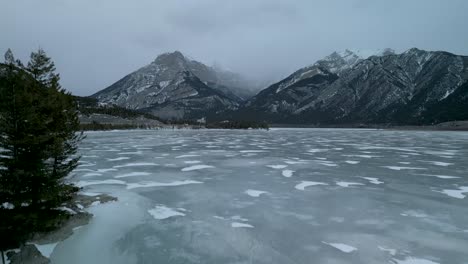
[2,0,468,96]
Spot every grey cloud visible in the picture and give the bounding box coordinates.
[1,0,467,96]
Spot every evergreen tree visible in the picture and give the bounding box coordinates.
[26,48,57,86]
[0,49,83,262]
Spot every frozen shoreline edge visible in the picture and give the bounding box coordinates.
[6,193,117,264]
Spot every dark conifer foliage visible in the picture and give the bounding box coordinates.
[0,49,83,260]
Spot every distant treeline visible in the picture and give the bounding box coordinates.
[206,120,269,130]
[79,121,159,131]
[74,96,165,122]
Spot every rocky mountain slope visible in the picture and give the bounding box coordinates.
[240,48,468,125]
[92,51,252,119]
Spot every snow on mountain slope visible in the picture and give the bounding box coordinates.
[240,48,468,125]
[91,51,250,119]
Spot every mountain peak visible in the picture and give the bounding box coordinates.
[153,51,188,65]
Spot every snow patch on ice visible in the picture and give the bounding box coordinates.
[181,165,214,171]
[266,164,288,169]
[245,189,268,197]
[322,242,357,253]
[382,166,426,171]
[295,181,328,190]
[344,154,381,159]
[417,174,460,179]
[308,148,329,153]
[422,161,454,167]
[107,157,130,161]
[97,168,118,173]
[400,210,428,218]
[315,160,338,167]
[378,246,397,256]
[184,160,201,164]
[360,177,384,184]
[282,170,295,177]
[175,154,200,158]
[239,150,268,153]
[148,205,185,220]
[231,222,254,228]
[284,160,307,165]
[392,257,440,264]
[436,186,468,199]
[336,182,364,187]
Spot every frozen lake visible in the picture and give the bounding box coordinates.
[51,129,468,264]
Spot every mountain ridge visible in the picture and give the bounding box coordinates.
[239,48,468,125]
[91,48,468,124]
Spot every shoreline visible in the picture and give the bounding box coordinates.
[6,193,117,264]
[80,125,468,132]
[270,121,468,131]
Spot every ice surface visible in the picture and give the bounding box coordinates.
[55,129,468,264]
[392,257,440,264]
[34,242,59,258]
[231,215,249,222]
[82,172,103,177]
[126,180,203,189]
[97,168,118,173]
[76,179,126,187]
[245,189,268,197]
[377,246,397,255]
[322,242,357,253]
[113,162,159,168]
[148,205,185,220]
[114,172,151,178]
[400,210,428,218]
[295,181,328,190]
[118,151,142,155]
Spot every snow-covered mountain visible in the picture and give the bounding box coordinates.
[92,48,468,124]
[240,48,468,125]
[92,51,253,119]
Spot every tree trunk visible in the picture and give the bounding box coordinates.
[1,250,5,264]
